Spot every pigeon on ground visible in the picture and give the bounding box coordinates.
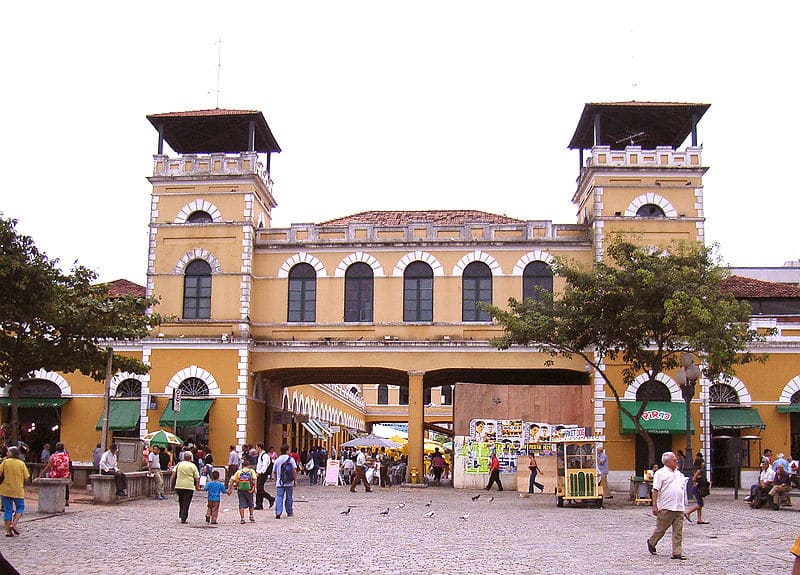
[340,508,351,515]
[380,508,390,515]
[424,500,432,507]
[488,496,494,502]
[471,494,481,501]
[394,503,405,509]
[459,512,470,520]
[424,511,435,518]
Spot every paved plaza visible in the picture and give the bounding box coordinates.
[3,479,800,575]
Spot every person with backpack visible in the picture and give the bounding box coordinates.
[254,442,276,510]
[272,444,297,519]
[227,450,257,524]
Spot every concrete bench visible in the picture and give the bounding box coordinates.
[774,489,800,510]
[89,470,173,504]
[32,477,72,513]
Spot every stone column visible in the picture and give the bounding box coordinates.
[407,370,425,483]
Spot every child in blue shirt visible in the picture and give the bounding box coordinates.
[204,470,226,524]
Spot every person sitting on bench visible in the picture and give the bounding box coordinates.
[99,444,128,496]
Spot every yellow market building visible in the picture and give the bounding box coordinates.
[3,102,800,491]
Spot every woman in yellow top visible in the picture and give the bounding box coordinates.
[171,451,200,524]
[0,446,30,537]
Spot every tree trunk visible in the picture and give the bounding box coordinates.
[9,378,19,446]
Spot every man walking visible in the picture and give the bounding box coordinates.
[350,448,372,492]
[227,444,240,484]
[647,451,688,560]
[272,444,297,519]
[254,442,275,510]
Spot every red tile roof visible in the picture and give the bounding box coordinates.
[722,276,800,298]
[103,279,146,298]
[320,210,524,226]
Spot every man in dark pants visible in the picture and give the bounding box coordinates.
[254,442,275,510]
[99,444,128,496]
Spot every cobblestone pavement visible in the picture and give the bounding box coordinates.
[3,480,800,575]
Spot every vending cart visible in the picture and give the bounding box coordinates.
[553,435,604,508]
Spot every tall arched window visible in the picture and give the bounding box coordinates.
[424,387,432,405]
[441,385,453,406]
[398,386,409,405]
[709,383,739,405]
[403,262,433,322]
[186,210,213,223]
[635,380,671,401]
[115,379,142,398]
[523,261,553,301]
[462,261,492,322]
[344,262,374,322]
[183,260,212,319]
[179,378,210,397]
[288,263,316,322]
[636,204,666,217]
[377,384,389,405]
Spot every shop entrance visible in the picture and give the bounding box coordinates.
[634,433,672,475]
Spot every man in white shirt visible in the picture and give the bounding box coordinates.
[647,451,687,560]
[254,442,275,510]
[349,448,372,492]
[99,443,128,497]
[147,445,166,500]
[746,460,775,505]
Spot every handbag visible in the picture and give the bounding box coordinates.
[306,459,315,471]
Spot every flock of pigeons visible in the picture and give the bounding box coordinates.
[340,493,495,520]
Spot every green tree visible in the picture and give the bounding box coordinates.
[0,217,166,445]
[485,238,766,467]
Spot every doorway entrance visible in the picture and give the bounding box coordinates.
[635,433,672,475]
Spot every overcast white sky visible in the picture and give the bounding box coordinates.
[2,2,798,284]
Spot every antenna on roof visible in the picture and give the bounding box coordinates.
[209,37,223,108]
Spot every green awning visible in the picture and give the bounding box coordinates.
[710,407,765,429]
[159,398,213,427]
[620,401,694,434]
[0,397,69,408]
[777,404,800,413]
[95,400,141,431]
[301,421,324,439]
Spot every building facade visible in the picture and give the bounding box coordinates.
[3,103,800,489]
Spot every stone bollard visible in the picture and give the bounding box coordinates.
[32,477,72,514]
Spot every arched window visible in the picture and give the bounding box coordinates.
[635,380,671,402]
[115,379,142,398]
[462,261,492,322]
[403,262,433,322]
[398,386,409,405]
[441,385,453,406]
[179,378,210,397]
[523,261,553,301]
[350,386,359,396]
[791,390,800,405]
[636,204,666,218]
[424,387,432,405]
[183,260,212,319]
[288,263,316,322]
[344,262,374,322]
[377,384,389,405]
[186,210,213,223]
[709,383,740,405]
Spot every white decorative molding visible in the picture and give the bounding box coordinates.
[277,253,328,278]
[164,365,221,396]
[110,371,148,397]
[452,250,502,277]
[392,251,444,277]
[174,249,222,274]
[624,372,682,401]
[779,375,800,403]
[174,199,223,223]
[511,251,555,276]
[334,252,385,277]
[624,193,678,218]
[0,369,72,397]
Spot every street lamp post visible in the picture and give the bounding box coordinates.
[675,353,701,478]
